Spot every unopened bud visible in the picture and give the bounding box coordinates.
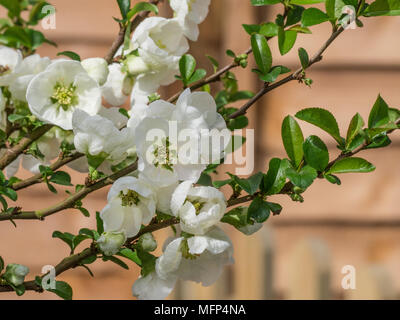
[126,55,150,76]
[3,264,29,286]
[98,232,126,256]
[138,233,157,252]
[81,58,109,86]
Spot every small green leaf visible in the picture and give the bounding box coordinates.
[212,179,232,189]
[49,171,72,186]
[286,165,318,189]
[52,231,74,250]
[187,69,206,85]
[103,256,129,270]
[301,8,329,26]
[117,0,131,19]
[295,108,342,145]
[118,248,141,266]
[346,113,365,149]
[262,158,291,195]
[229,172,263,195]
[196,172,212,186]
[47,281,73,300]
[0,256,4,272]
[137,250,156,276]
[298,47,309,69]
[281,115,304,168]
[228,115,249,130]
[126,1,158,20]
[96,211,104,234]
[248,196,270,223]
[291,0,325,4]
[327,157,376,174]
[364,0,400,16]
[278,28,297,55]
[324,173,342,185]
[303,135,329,171]
[179,54,196,84]
[57,51,81,61]
[368,95,389,129]
[251,33,272,74]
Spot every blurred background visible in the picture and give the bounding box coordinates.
[1,0,400,299]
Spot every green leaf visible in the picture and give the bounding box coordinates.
[251,33,272,74]
[281,115,304,168]
[228,115,249,130]
[187,69,207,85]
[52,231,74,250]
[248,196,270,223]
[117,0,131,19]
[286,5,305,26]
[118,248,141,266]
[364,0,400,16]
[196,172,212,186]
[57,51,81,61]
[303,135,329,171]
[278,28,297,55]
[47,281,73,300]
[229,172,263,195]
[298,47,309,69]
[49,171,72,186]
[206,55,219,72]
[301,8,329,26]
[365,134,391,149]
[179,54,196,84]
[9,283,25,296]
[0,186,17,201]
[346,113,365,149]
[251,0,281,5]
[221,207,250,230]
[2,26,31,47]
[72,234,90,250]
[103,255,129,270]
[212,179,232,188]
[368,95,389,129]
[258,66,282,82]
[324,173,342,185]
[126,1,158,20]
[137,250,156,276]
[327,157,376,174]
[0,0,21,17]
[295,108,342,145]
[96,211,104,234]
[286,165,318,189]
[0,256,4,272]
[262,158,290,195]
[291,0,325,4]
[266,202,283,215]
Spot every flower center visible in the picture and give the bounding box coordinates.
[154,39,167,50]
[153,137,177,172]
[51,82,78,111]
[0,65,10,76]
[187,199,205,215]
[119,189,140,207]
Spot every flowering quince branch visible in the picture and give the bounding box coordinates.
[0,0,399,300]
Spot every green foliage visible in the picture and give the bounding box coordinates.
[301,8,329,26]
[281,115,304,168]
[326,157,376,174]
[278,28,298,55]
[262,158,291,195]
[127,1,158,20]
[57,51,81,61]
[298,47,309,69]
[47,281,73,300]
[52,231,91,254]
[251,33,272,75]
[363,0,400,16]
[295,108,343,145]
[228,172,263,195]
[303,135,329,171]
[176,54,207,87]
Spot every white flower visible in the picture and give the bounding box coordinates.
[156,227,233,286]
[170,181,226,235]
[102,63,129,106]
[131,89,229,186]
[9,54,51,102]
[132,17,189,69]
[72,109,134,164]
[26,60,102,130]
[98,231,126,256]
[132,272,177,300]
[81,57,109,86]
[170,0,211,41]
[100,176,156,238]
[3,263,29,286]
[0,46,22,86]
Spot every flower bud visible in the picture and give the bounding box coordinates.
[98,232,126,256]
[138,233,157,252]
[126,55,150,76]
[81,58,109,86]
[3,264,29,286]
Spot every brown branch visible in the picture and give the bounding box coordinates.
[0,161,138,221]
[229,27,345,119]
[167,47,253,103]
[11,152,84,191]
[104,0,163,64]
[0,124,53,171]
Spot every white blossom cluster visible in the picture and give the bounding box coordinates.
[0,0,238,299]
